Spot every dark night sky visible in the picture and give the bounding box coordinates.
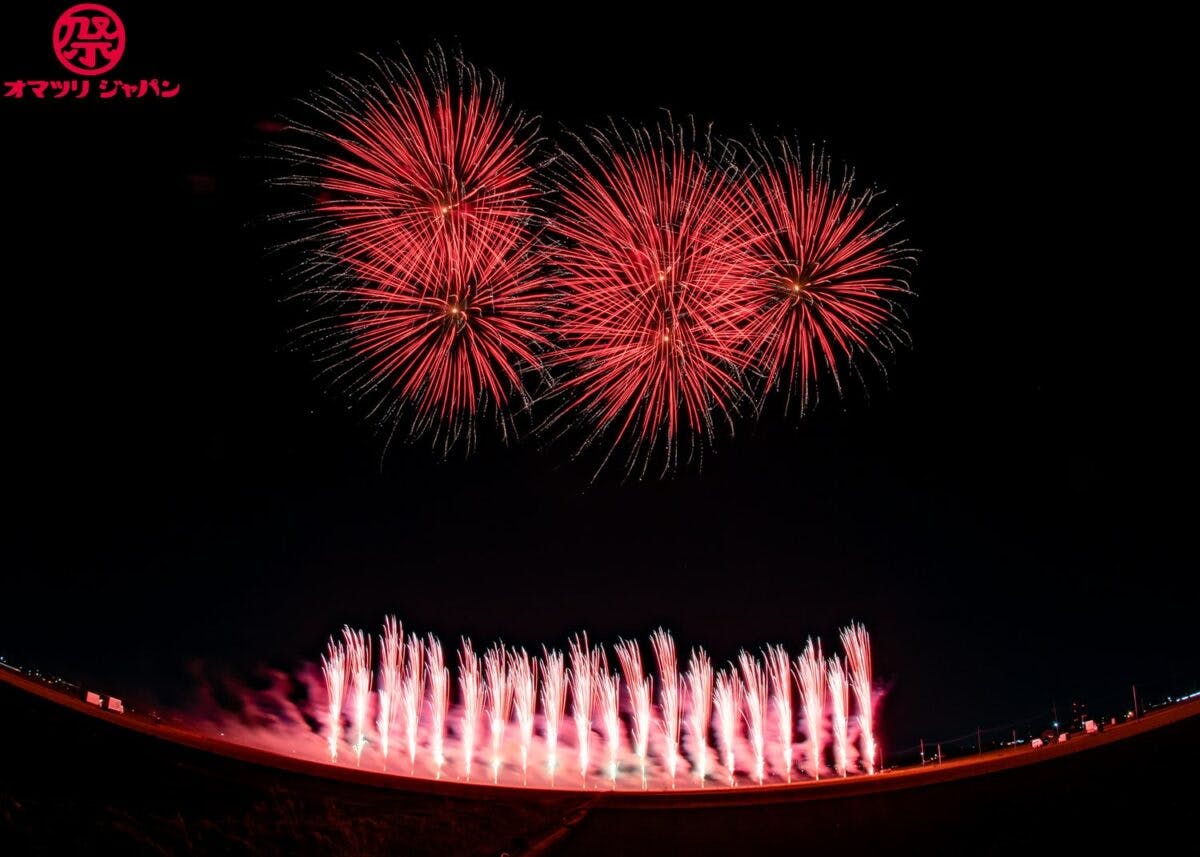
[2,5,1194,754]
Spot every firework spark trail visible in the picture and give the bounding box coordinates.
[650,629,682,787]
[737,141,911,412]
[375,616,404,766]
[615,638,653,789]
[510,648,537,785]
[546,121,756,477]
[713,667,741,786]
[541,648,568,785]
[457,639,484,781]
[568,634,600,784]
[841,622,876,775]
[401,635,424,773]
[827,655,850,777]
[483,644,511,783]
[795,638,826,780]
[685,647,713,786]
[320,636,348,762]
[598,660,622,788]
[425,635,449,779]
[343,627,372,766]
[765,644,793,782]
[738,651,768,785]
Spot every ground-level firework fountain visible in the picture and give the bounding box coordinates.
[316,618,880,791]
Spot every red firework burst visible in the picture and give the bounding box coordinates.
[547,123,754,476]
[306,49,538,281]
[340,241,552,443]
[737,143,911,411]
[287,49,550,448]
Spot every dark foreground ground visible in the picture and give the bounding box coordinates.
[1,670,1196,855]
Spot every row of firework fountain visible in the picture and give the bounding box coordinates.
[321,619,877,789]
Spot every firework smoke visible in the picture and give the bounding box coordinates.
[457,639,483,780]
[401,634,424,773]
[375,616,403,765]
[568,634,600,783]
[483,643,512,783]
[511,647,537,785]
[713,667,741,786]
[598,660,622,787]
[827,655,850,777]
[320,635,348,762]
[425,635,449,778]
[650,629,682,786]
[541,648,568,785]
[841,622,876,775]
[738,651,768,785]
[685,647,713,786]
[795,638,826,780]
[765,644,793,782]
[615,638,654,789]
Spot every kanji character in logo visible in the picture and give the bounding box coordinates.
[53,4,126,77]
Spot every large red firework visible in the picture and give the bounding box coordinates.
[306,50,538,281]
[737,143,910,411]
[547,123,754,476]
[282,49,914,465]
[288,50,550,447]
[340,241,552,443]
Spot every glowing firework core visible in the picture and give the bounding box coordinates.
[615,639,654,790]
[842,622,877,775]
[685,648,714,786]
[375,616,403,765]
[828,655,850,778]
[483,644,512,784]
[344,627,372,766]
[569,634,600,784]
[320,636,348,763]
[796,638,826,780]
[541,648,567,785]
[650,629,682,787]
[739,651,768,785]
[766,644,793,782]
[714,667,741,787]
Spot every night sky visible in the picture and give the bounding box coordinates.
[3,5,1194,755]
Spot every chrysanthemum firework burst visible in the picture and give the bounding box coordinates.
[301,48,538,281]
[286,48,550,450]
[738,141,911,412]
[546,122,755,477]
[279,46,916,468]
[338,241,552,442]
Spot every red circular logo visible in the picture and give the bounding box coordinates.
[53,4,126,76]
